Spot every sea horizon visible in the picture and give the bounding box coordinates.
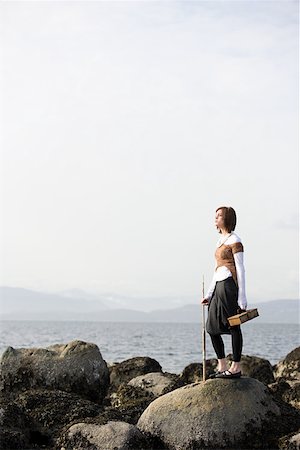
[0,320,298,374]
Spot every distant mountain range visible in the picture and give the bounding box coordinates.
[0,286,299,323]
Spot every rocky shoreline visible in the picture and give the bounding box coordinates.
[0,341,299,450]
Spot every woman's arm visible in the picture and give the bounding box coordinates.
[203,274,216,302]
[233,251,247,309]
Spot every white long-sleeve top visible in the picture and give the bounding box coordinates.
[205,232,247,310]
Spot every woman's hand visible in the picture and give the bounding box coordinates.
[201,298,209,305]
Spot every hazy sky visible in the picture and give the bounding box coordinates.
[1,1,298,305]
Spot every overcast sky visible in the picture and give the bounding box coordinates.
[0,0,298,306]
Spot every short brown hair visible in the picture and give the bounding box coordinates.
[216,206,237,233]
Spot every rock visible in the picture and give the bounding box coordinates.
[180,362,202,384]
[109,384,155,425]
[58,421,150,450]
[128,372,178,397]
[180,360,217,384]
[227,354,275,384]
[0,397,28,431]
[274,347,300,381]
[0,398,30,449]
[180,355,274,385]
[18,388,102,429]
[284,381,300,409]
[0,340,109,402]
[0,389,103,449]
[269,379,300,409]
[137,378,280,449]
[270,388,300,445]
[109,357,162,392]
[0,428,29,450]
[279,431,300,449]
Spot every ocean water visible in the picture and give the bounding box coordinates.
[0,321,298,374]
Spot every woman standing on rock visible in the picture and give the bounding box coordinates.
[201,206,247,379]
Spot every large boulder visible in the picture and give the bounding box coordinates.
[109,357,162,391]
[128,372,178,397]
[227,354,275,384]
[58,421,150,450]
[0,340,109,402]
[137,378,281,449]
[274,347,300,381]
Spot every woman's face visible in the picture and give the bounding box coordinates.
[215,209,226,232]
